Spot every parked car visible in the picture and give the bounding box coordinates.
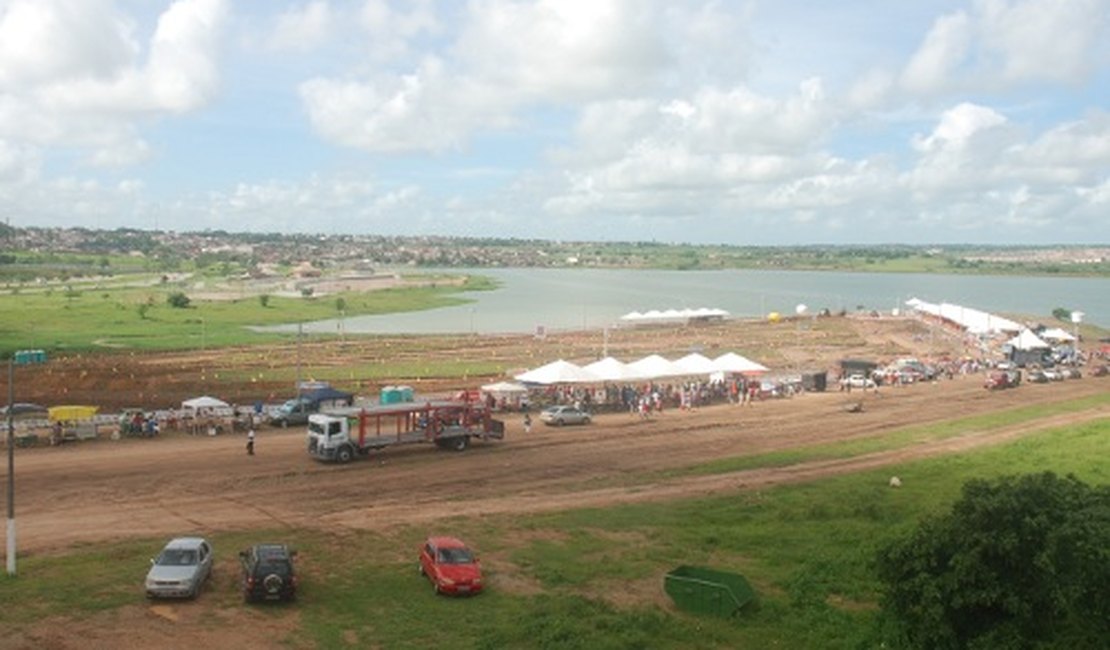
[239,543,298,603]
[840,374,877,390]
[1091,364,1109,377]
[1027,369,1049,383]
[145,537,213,599]
[419,536,484,595]
[539,405,592,426]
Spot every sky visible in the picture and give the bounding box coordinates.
[0,0,1108,245]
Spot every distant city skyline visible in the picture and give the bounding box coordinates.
[1,0,1108,245]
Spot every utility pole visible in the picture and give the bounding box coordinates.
[296,322,303,396]
[7,349,47,576]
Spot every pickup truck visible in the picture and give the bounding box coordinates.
[239,543,298,603]
[268,398,318,428]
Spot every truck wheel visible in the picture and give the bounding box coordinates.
[280,419,288,429]
[449,436,469,452]
[337,446,353,463]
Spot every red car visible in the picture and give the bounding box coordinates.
[419,536,484,595]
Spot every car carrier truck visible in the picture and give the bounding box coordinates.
[306,400,505,463]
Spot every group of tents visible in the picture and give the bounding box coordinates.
[509,352,769,386]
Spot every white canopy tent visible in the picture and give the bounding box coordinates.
[514,359,599,385]
[905,299,1023,334]
[626,354,686,380]
[619,307,729,324]
[1039,327,1076,343]
[480,381,528,394]
[1007,329,1050,350]
[583,357,637,381]
[712,352,769,375]
[181,395,230,410]
[673,353,718,375]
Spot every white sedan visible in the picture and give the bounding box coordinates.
[841,375,877,390]
[539,405,592,426]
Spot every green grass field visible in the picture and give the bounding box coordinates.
[1,401,1105,648]
[0,275,495,355]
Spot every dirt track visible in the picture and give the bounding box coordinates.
[11,373,1107,556]
[3,314,1109,650]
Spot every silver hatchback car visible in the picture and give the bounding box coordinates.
[145,537,213,599]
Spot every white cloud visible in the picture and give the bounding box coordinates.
[0,0,228,170]
[266,0,333,52]
[900,11,971,95]
[912,102,1008,153]
[0,0,138,86]
[978,0,1103,84]
[300,0,673,154]
[901,0,1108,96]
[359,0,440,61]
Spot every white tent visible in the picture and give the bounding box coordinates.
[619,307,729,323]
[626,354,686,379]
[480,381,528,394]
[904,298,1023,334]
[583,357,636,381]
[181,395,230,410]
[712,352,769,375]
[514,359,599,385]
[1039,327,1076,343]
[1008,329,1050,351]
[674,353,718,375]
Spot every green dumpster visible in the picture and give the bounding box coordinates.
[664,565,756,618]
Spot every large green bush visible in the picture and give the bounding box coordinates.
[875,472,1110,649]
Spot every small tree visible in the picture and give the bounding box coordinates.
[167,292,191,308]
[335,297,347,312]
[875,472,1109,649]
[259,294,271,308]
[138,303,150,320]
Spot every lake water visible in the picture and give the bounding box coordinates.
[282,268,1109,335]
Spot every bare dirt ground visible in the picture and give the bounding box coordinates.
[2,316,1107,649]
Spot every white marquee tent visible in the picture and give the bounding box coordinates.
[480,381,528,394]
[674,353,718,375]
[905,299,1023,334]
[1007,329,1050,351]
[514,359,599,385]
[181,395,230,410]
[1039,327,1076,343]
[712,352,769,375]
[619,307,729,323]
[583,357,637,381]
[626,354,686,379]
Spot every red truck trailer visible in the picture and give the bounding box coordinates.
[306,399,504,463]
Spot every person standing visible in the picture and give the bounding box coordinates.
[523,413,532,434]
[246,429,255,456]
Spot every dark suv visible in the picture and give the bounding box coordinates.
[239,543,298,603]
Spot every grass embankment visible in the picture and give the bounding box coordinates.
[1,401,1106,648]
[0,274,496,354]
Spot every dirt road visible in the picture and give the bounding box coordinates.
[11,373,1106,556]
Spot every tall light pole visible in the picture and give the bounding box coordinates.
[6,357,14,576]
[7,349,46,576]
